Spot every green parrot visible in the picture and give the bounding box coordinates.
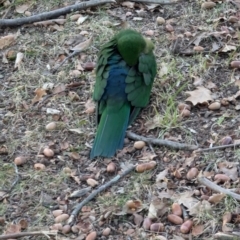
[90,29,157,159]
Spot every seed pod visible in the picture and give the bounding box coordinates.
[180,220,193,233]
[136,161,157,173]
[167,214,183,225]
[172,203,182,217]
[201,2,216,9]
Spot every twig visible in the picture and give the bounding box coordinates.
[195,142,240,153]
[51,51,80,74]
[126,131,198,151]
[10,164,20,191]
[129,0,183,4]
[197,176,240,201]
[0,0,115,27]
[229,0,240,9]
[36,89,68,107]
[0,230,58,240]
[68,164,136,225]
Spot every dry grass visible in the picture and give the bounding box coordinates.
[1,0,240,239]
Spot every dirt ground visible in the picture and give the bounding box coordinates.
[1,0,240,239]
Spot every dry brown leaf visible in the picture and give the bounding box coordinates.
[0,34,17,50]
[218,161,238,181]
[70,172,81,185]
[121,1,135,8]
[208,193,226,204]
[33,19,66,26]
[76,15,88,25]
[193,76,203,86]
[156,169,168,182]
[69,128,83,134]
[192,224,204,236]
[159,62,169,77]
[60,142,69,150]
[185,86,213,105]
[68,91,80,101]
[220,45,237,52]
[174,191,199,210]
[123,200,143,214]
[172,236,185,240]
[205,81,217,89]
[70,36,93,52]
[138,152,157,161]
[14,52,24,69]
[4,223,21,234]
[32,88,47,104]
[148,198,168,219]
[235,79,240,88]
[50,24,64,32]
[52,84,66,94]
[188,200,211,216]
[85,99,95,114]
[70,152,80,160]
[15,4,30,13]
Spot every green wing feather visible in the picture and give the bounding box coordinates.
[127,52,156,107]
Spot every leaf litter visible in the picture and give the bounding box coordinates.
[1,0,240,239]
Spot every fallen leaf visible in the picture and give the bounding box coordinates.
[70,172,81,185]
[70,152,80,160]
[69,128,83,134]
[121,1,135,8]
[188,200,211,216]
[33,19,66,26]
[85,99,95,114]
[174,191,199,210]
[4,223,21,234]
[193,76,203,86]
[14,52,24,69]
[192,224,204,236]
[185,86,213,105]
[70,36,93,52]
[218,161,238,181]
[32,88,47,103]
[76,15,88,25]
[159,62,169,77]
[123,200,143,214]
[208,193,225,204]
[148,198,168,219]
[0,34,17,49]
[52,83,66,94]
[156,169,168,182]
[205,81,217,89]
[15,4,30,13]
[46,108,61,114]
[220,45,237,52]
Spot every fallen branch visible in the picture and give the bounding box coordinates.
[68,164,136,225]
[126,131,198,151]
[214,232,240,239]
[127,0,182,4]
[0,0,115,27]
[0,230,58,240]
[195,142,240,153]
[197,176,240,201]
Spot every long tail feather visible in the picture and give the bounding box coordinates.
[90,104,130,159]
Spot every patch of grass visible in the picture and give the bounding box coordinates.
[224,195,239,213]
[97,171,152,210]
